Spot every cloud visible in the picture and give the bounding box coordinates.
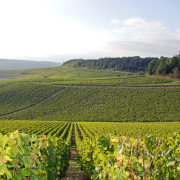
[111,18,167,32]
[108,28,180,57]
[107,18,180,58]
[0,4,179,63]
[105,35,180,57]
[125,18,167,31]
[110,19,121,24]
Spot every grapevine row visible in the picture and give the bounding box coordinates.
[76,130,180,179]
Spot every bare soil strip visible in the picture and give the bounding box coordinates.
[53,84,180,88]
[63,123,89,180]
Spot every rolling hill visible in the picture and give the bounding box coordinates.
[0,66,180,122]
[0,58,61,69]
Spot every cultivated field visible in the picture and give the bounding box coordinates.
[0,66,180,179]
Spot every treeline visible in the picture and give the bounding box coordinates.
[63,56,158,72]
[146,55,180,78]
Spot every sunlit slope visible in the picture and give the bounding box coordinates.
[0,67,126,79]
[34,76,173,86]
[0,82,62,116]
[0,79,9,88]
[1,120,180,138]
[1,86,180,122]
[46,67,126,78]
[77,122,180,138]
[0,67,177,86]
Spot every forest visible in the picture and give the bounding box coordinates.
[63,55,180,80]
[63,56,158,72]
[145,55,180,78]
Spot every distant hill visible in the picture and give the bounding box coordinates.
[0,59,61,69]
[62,56,159,72]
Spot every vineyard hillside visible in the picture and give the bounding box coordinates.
[0,83,180,122]
[1,66,180,179]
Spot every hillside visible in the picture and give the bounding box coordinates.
[0,66,126,80]
[1,85,180,121]
[0,66,180,122]
[1,65,180,180]
[0,58,61,69]
[0,66,175,86]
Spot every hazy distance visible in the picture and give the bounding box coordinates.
[0,59,61,70]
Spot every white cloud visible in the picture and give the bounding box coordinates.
[125,18,167,31]
[112,18,167,32]
[110,19,121,24]
[113,27,137,34]
[107,18,180,58]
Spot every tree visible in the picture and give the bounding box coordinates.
[173,67,180,78]
[145,60,158,75]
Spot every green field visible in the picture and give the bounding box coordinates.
[30,75,173,86]
[77,122,180,138]
[1,66,180,179]
[0,121,179,179]
[0,82,61,116]
[1,85,180,122]
[1,121,179,138]
[75,122,180,179]
[0,66,180,122]
[0,67,178,86]
[0,67,126,79]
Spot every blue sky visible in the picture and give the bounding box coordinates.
[0,0,180,63]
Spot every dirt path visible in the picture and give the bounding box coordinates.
[63,123,89,180]
[53,84,180,88]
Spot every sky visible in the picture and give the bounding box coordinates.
[0,0,180,63]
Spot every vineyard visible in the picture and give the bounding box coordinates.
[0,121,180,179]
[0,67,178,86]
[75,123,180,179]
[0,83,62,116]
[0,67,180,179]
[1,85,180,122]
[29,76,173,86]
[0,67,126,80]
